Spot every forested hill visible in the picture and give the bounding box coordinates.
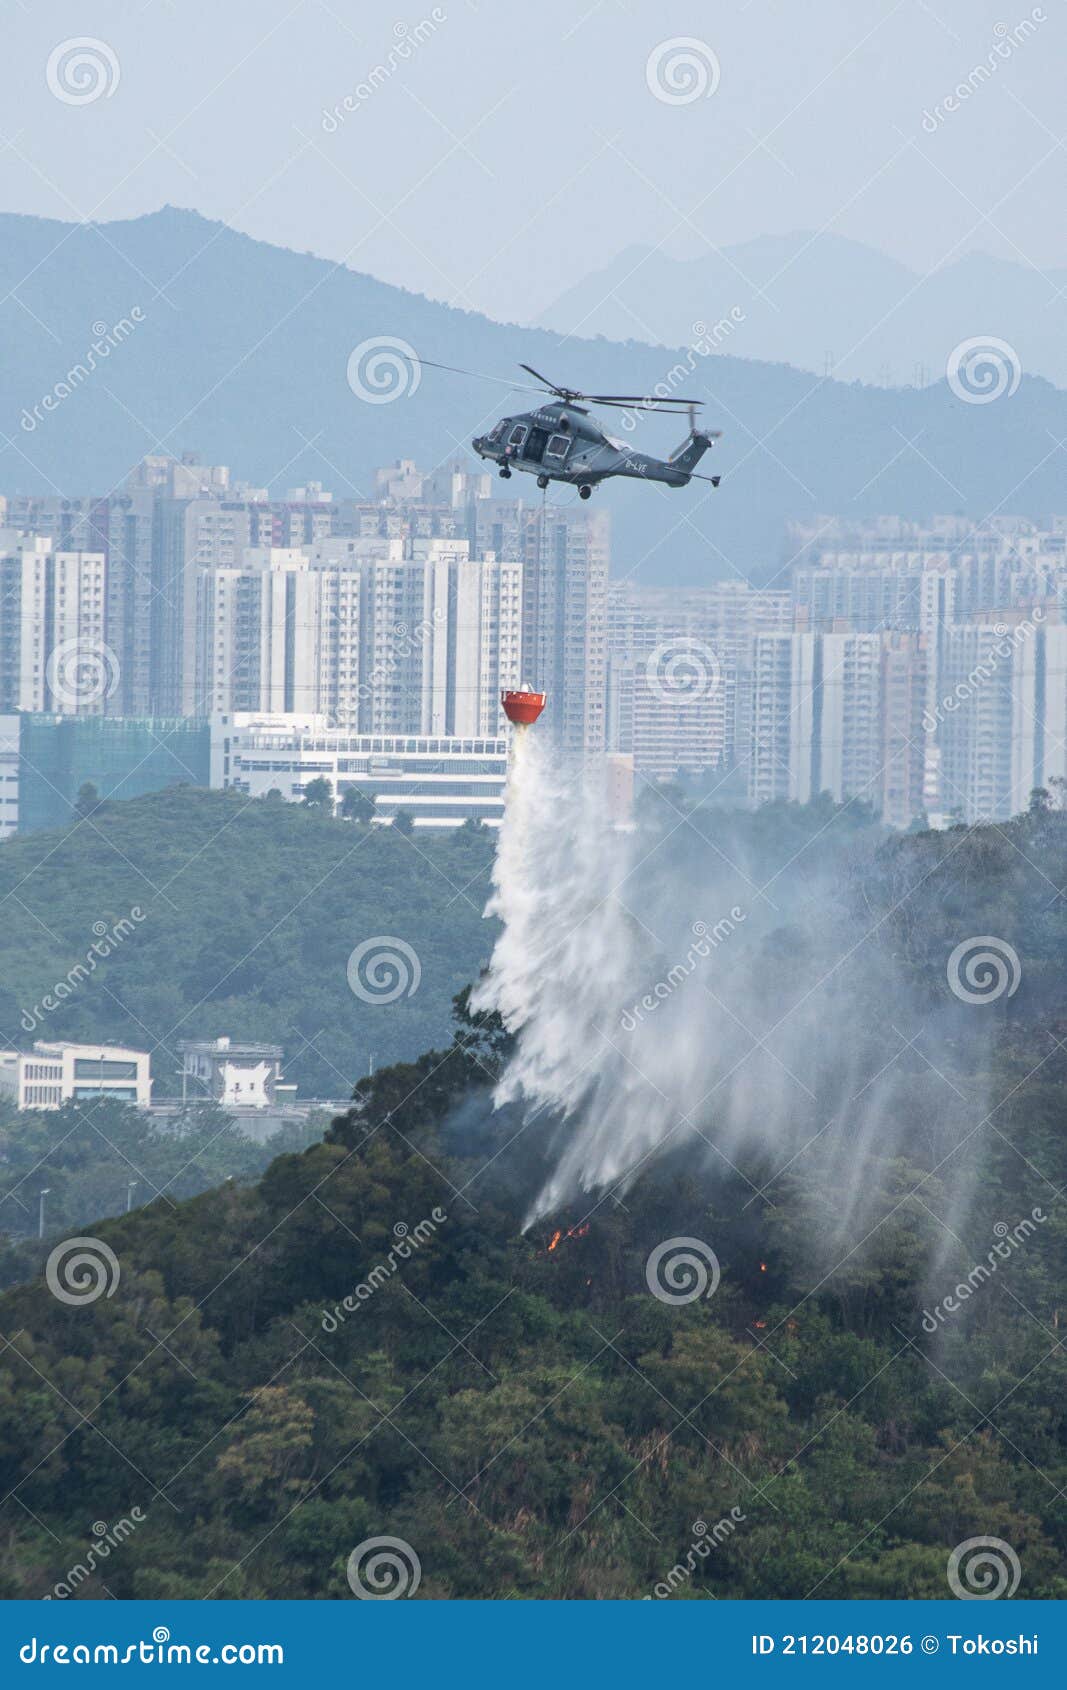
[0,787,497,1097]
[1,805,1066,1601]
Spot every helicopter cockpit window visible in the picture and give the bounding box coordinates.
[489,421,507,443]
[545,434,570,459]
[507,424,527,448]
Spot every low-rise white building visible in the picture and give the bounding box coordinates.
[0,1042,151,1110]
[211,712,508,827]
[176,1037,286,1109]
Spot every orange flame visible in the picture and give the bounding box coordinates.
[546,1223,590,1253]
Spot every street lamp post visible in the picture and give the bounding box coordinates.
[38,1188,51,1240]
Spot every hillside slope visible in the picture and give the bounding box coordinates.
[0,787,497,1097]
[0,806,1065,1599]
[3,209,1067,582]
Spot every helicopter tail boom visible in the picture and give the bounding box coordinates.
[668,428,714,476]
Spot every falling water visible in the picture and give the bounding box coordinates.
[473,735,984,1247]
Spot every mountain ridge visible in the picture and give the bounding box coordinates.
[3,208,1067,583]
[538,228,1067,397]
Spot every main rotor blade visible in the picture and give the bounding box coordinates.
[518,362,562,391]
[410,358,549,396]
[587,393,705,406]
[594,399,696,415]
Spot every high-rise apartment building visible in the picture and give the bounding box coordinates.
[936,622,1017,823]
[746,629,927,823]
[520,505,609,757]
[880,633,928,829]
[747,632,794,807]
[0,535,109,715]
[416,543,524,737]
[195,541,523,737]
[196,548,361,720]
[607,582,790,781]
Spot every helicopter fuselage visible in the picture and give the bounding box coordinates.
[472,400,710,494]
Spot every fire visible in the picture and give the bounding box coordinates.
[546,1222,590,1254]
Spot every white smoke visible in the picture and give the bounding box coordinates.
[473,737,979,1244]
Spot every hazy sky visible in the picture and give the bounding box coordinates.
[5,0,1065,322]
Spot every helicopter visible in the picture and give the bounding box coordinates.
[411,359,722,500]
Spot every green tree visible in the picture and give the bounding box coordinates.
[340,786,375,823]
[302,776,334,811]
[74,781,100,818]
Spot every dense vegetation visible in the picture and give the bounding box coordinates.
[0,787,497,1097]
[0,1099,318,1291]
[0,799,1065,1600]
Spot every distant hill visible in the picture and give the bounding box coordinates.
[540,230,1067,392]
[3,209,1067,584]
[0,787,497,1097]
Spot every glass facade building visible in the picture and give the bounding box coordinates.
[16,715,211,834]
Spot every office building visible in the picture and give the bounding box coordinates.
[0,1042,151,1110]
[211,712,508,827]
